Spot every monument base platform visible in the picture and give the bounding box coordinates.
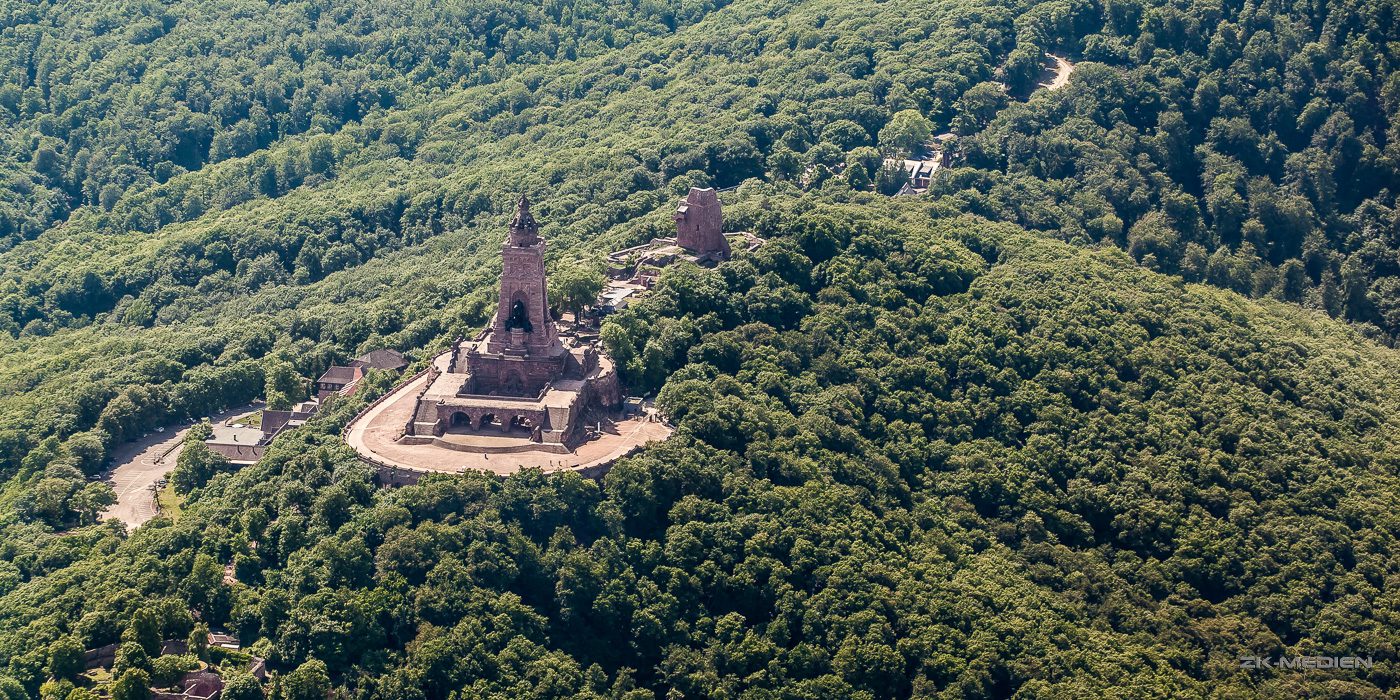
[399,432,573,455]
[344,351,671,478]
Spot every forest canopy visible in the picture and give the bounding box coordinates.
[0,0,1395,696]
[2,198,1398,698]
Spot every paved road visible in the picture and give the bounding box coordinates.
[100,403,259,529]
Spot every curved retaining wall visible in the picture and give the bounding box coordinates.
[340,362,436,443]
[340,358,441,487]
[342,349,658,486]
[397,434,572,455]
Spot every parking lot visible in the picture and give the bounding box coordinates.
[100,404,258,528]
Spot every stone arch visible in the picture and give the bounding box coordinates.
[450,411,471,427]
[504,292,533,333]
[479,413,500,430]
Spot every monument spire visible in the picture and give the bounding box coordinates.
[489,193,558,358]
[400,191,626,448]
[508,194,540,246]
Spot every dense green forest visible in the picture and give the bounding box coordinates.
[5,200,1400,698]
[0,0,725,247]
[0,0,1396,695]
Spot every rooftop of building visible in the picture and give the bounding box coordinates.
[317,365,363,384]
[353,348,408,371]
[260,410,292,435]
[207,424,266,446]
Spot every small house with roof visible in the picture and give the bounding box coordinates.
[316,365,364,399]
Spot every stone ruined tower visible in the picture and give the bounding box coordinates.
[674,187,730,259]
[486,195,560,357]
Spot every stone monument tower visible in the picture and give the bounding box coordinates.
[674,187,730,259]
[486,195,560,357]
[466,195,568,396]
[407,194,622,444]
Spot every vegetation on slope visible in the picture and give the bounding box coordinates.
[0,0,1393,342]
[2,197,1398,698]
[0,0,1039,538]
[0,0,1394,695]
[945,0,1400,339]
[0,0,730,247]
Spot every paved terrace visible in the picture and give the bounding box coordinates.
[345,351,671,477]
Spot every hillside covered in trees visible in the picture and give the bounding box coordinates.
[3,199,1400,698]
[0,0,1395,696]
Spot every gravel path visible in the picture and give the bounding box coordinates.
[1039,53,1075,91]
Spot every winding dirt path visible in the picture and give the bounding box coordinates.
[1039,53,1075,91]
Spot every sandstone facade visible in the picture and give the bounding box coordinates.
[405,196,621,449]
[674,187,730,259]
